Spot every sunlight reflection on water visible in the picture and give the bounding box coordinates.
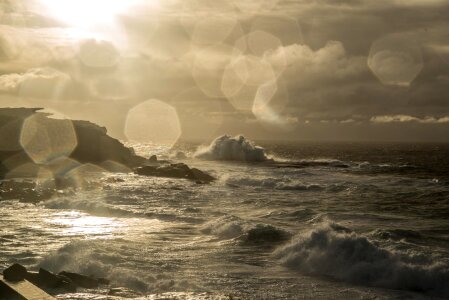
[47,211,123,237]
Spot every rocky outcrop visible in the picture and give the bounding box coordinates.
[71,120,145,168]
[2,264,108,293]
[135,163,215,183]
[0,108,215,202]
[0,107,144,178]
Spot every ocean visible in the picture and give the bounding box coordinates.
[1,140,449,299]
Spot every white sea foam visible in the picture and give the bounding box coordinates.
[38,240,198,293]
[274,222,449,297]
[194,135,270,162]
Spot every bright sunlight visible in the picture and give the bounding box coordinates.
[38,0,156,28]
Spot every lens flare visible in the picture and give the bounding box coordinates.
[125,99,181,147]
[20,112,78,165]
[368,34,423,87]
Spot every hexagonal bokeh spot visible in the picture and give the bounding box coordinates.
[0,118,24,151]
[250,15,304,47]
[125,99,181,147]
[192,44,240,98]
[368,34,423,87]
[222,55,277,111]
[191,16,240,47]
[20,113,78,164]
[247,30,282,57]
[79,39,120,69]
[63,163,107,190]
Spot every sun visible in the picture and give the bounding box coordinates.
[39,0,157,28]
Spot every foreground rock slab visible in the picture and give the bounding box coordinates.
[0,274,55,300]
[2,264,108,294]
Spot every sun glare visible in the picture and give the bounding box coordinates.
[39,0,154,28]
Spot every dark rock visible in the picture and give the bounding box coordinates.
[0,108,145,181]
[149,155,158,162]
[58,271,99,289]
[24,271,40,284]
[190,168,215,183]
[3,263,27,281]
[135,163,215,183]
[243,224,291,244]
[71,120,145,168]
[38,268,62,288]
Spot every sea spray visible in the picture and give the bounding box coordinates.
[194,135,270,162]
[274,222,449,297]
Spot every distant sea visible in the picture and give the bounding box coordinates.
[1,140,448,299]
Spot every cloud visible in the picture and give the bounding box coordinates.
[371,115,449,124]
[271,41,368,89]
[0,0,448,141]
[0,67,72,99]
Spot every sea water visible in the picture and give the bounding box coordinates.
[1,140,448,299]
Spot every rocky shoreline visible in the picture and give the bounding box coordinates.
[0,107,215,203]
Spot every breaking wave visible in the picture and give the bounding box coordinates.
[274,222,449,297]
[194,135,270,162]
[201,216,290,244]
[38,240,199,293]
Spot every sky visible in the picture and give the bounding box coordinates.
[0,0,449,143]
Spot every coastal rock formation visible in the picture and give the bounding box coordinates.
[2,264,108,293]
[0,107,144,179]
[0,108,215,202]
[135,163,215,183]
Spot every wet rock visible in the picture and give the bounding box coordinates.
[38,268,68,289]
[243,224,291,244]
[135,163,215,183]
[58,271,99,289]
[3,263,27,281]
[71,120,145,168]
[0,180,55,203]
[190,167,215,183]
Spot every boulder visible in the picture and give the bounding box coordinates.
[190,168,215,183]
[135,163,215,183]
[58,271,99,289]
[3,264,27,281]
[149,155,158,162]
[38,268,73,290]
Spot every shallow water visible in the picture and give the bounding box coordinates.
[1,142,449,299]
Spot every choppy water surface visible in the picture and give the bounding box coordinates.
[1,142,449,299]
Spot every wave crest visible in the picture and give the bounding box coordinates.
[274,222,449,297]
[194,135,270,162]
[201,216,290,245]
